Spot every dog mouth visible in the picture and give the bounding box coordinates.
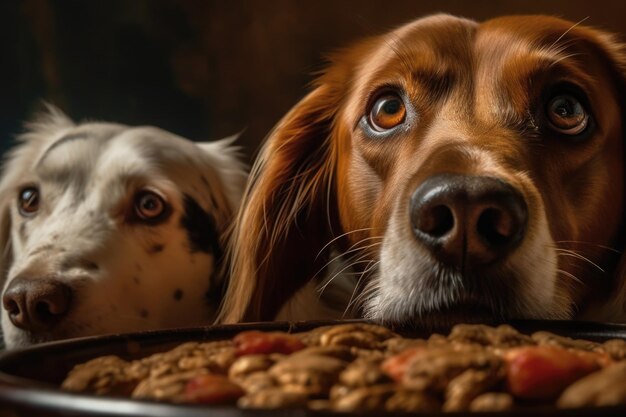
[399,301,502,329]
[3,327,66,348]
[366,257,523,327]
[389,291,504,325]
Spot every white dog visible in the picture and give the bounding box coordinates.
[0,106,247,348]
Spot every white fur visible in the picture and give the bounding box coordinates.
[0,106,246,348]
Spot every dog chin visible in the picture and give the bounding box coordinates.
[3,329,57,349]
[362,266,541,328]
[368,294,505,328]
[2,319,84,349]
[377,303,505,330]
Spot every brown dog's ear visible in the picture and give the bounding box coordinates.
[219,71,350,322]
[593,31,626,323]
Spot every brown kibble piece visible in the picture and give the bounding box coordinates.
[320,323,397,349]
[61,355,137,396]
[339,359,389,387]
[444,368,505,411]
[131,368,208,401]
[598,339,626,361]
[269,354,347,396]
[469,393,514,411]
[238,388,308,409]
[403,348,502,392]
[386,390,441,412]
[558,362,626,408]
[449,324,534,348]
[532,331,599,351]
[332,385,395,412]
[229,355,275,380]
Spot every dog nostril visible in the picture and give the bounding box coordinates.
[477,207,513,245]
[36,284,71,319]
[417,205,454,237]
[4,299,20,317]
[3,290,28,329]
[35,301,58,324]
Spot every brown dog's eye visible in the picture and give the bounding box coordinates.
[546,94,589,135]
[134,190,168,222]
[18,187,40,216]
[369,94,406,131]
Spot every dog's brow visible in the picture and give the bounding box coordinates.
[38,133,89,167]
[412,68,455,101]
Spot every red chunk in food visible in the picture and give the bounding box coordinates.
[234,330,306,356]
[504,346,601,399]
[381,347,427,382]
[184,374,244,404]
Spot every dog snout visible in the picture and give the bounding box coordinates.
[2,276,73,332]
[410,174,528,268]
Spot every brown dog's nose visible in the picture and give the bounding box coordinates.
[410,174,527,268]
[2,276,72,332]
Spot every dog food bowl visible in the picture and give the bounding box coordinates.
[0,320,625,416]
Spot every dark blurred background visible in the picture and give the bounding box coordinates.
[2,0,626,160]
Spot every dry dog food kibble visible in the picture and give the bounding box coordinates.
[61,323,626,412]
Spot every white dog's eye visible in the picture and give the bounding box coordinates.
[18,187,40,216]
[546,94,589,136]
[134,190,168,222]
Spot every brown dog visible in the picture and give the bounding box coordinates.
[221,15,626,325]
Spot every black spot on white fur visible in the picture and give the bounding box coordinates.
[181,195,221,257]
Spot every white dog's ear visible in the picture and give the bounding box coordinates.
[20,103,74,144]
[0,193,12,285]
[0,103,73,283]
[194,134,248,213]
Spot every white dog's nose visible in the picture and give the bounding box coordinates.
[2,276,72,332]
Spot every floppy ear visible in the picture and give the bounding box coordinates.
[194,134,248,216]
[581,29,626,321]
[187,135,248,298]
[219,73,350,322]
[0,104,73,285]
[0,191,13,286]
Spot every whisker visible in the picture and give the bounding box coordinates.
[344,265,380,316]
[314,239,382,281]
[347,276,381,315]
[553,240,621,254]
[556,268,583,285]
[317,243,380,294]
[318,259,376,298]
[315,228,378,260]
[553,248,604,273]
